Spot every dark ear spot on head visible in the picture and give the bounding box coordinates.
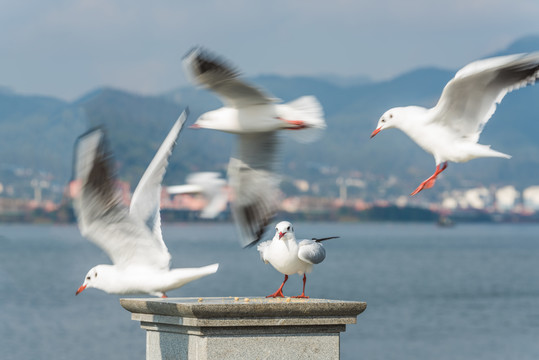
[389,114,393,118]
[94,272,98,278]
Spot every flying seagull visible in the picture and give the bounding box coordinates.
[371,52,539,195]
[257,221,338,298]
[166,172,228,219]
[73,110,219,297]
[183,47,326,246]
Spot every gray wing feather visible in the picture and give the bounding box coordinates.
[298,239,326,265]
[433,53,539,141]
[72,128,171,269]
[183,47,276,108]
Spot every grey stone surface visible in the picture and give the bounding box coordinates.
[121,297,366,360]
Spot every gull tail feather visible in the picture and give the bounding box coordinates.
[475,145,511,160]
[280,96,326,143]
[168,263,219,289]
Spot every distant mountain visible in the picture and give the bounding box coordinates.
[0,91,86,181]
[1,35,539,203]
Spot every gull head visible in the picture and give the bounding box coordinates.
[75,265,110,295]
[371,109,399,138]
[190,108,236,132]
[275,221,295,241]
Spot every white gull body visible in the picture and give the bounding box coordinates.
[183,47,326,247]
[73,110,219,297]
[371,52,539,195]
[257,221,336,298]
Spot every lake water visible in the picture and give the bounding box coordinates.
[1,222,539,360]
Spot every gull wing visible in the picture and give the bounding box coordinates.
[432,53,539,142]
[72,128,171,270]
[183,47,276,108]
[298,239,326,265]
[129,110,188,248]
[228,132,281,247]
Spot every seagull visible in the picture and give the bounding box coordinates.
[183,47,326,247]
[257,221,338,298]
[166,172,228,219]
[73,110,219,298]
[371,52,539,196]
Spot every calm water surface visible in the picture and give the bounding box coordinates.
[1,222,539,359]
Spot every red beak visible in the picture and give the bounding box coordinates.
[75,284,87,295]
[279,232,285,239]
[189,123,201,129]
[370,127,382,138]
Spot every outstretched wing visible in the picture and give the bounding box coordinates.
[432,53,539,142]
[183,47,276,108]
[129,110,188,249]
[72,128,170,270]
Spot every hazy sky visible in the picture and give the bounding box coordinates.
[2,0,539,100]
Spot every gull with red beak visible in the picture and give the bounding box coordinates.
[257,221,337,298]
[183,47,326,247]
[73,110,218,297]
[371,52,539,196]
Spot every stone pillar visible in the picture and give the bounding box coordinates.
[120,297,366,360]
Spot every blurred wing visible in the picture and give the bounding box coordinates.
[72,129,170,269]
[228,132,281,247]
[433,53,539,141]
[183,47,276,108]
[129,110,188,248]
[298,239,326,265]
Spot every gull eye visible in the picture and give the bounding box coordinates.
[287,226,290,230]
[381,118,386,123]
[86,276,91,280]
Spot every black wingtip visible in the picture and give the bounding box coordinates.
[313,236,340,242]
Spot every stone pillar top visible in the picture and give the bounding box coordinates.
[120,297,366,320]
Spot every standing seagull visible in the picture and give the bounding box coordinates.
[371,53,539,195]
[183,47,326,246]
[73,110,219,297]
[257,221,337,298]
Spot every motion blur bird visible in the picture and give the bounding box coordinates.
[166,172,228,219]
[183,47,326,247]
[257,221,337,298]
[73,110,219,297]
[371,52,539,195]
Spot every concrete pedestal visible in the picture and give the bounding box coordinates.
[120,297,366,360]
